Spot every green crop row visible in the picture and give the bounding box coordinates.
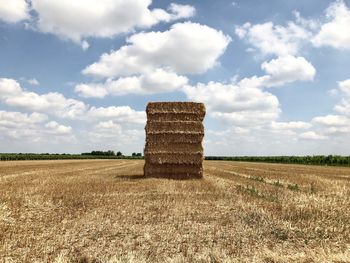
[205,155,350,167]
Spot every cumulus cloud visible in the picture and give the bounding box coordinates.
[0,77,147,152]
[0,78,87,119]
[0,110,47,128]
[338,79,350,96]
[95,120,122,130]
[235,1,350,54]
[335,99,350,116]
[303,80,350,141]
[84,116,145,154]
[0,0,30,23]
[168,3,196,20]
[45,121,72,135]
[30,0,195,47]
[299,131,327,140]
[183,81,280,127]
[0,110,74,143]
[324,126,350,135]
[0,78,22,97]
[261,55,316,87]
[83,22,231,77]
[235,21,310,56]
[235,55,316,89]
[0,77,147,133]
[87,106,146,125]
[334,79,350,116]
[76,69,188,98]
[28,78,40,86]
[312,0,350,49]
[77,22,229,97]
[74,84,109,99]
[271,121,312,130]
[312,114,350,126]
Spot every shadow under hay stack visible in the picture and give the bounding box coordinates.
[144,102,206,179]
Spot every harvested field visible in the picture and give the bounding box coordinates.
[0,160,350,263]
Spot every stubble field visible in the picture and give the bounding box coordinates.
[0,159,349,263]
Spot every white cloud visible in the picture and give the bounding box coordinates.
[74,84,109,99]
[84,118,145,154]
[338,79,350,96]
[271,121,312,130]
[0,110,74,142]
[28,78,40,86]
[0,78,148,153]
[312,0,350,49]
[85,126,144,154]
[235,55,316,89]
[0,78,148,132]
[88,106,146,125]
[235,21,310,56]
[95,120,121,130]
[76,69,188,97]
[324,126,350,135]
[0,0,30,23]
[237,75,270,89]
[83,22,231,77]
[0,78,22,97]
[5,92,87,119]
[183,81,280,127]
[81,41,90,51]
[0,111,47,128]
[261,55,316,87]
[299,131,327,140]
[334,79,350,116]
[293,10,319,31]
[168,3,196,20]
[312,114,350,126]
[0,78,87,119]
[31,0,195,46]
[235,1,350,54]
[335,99,350,116]
[45,121,72,135]
[78,22,229,97]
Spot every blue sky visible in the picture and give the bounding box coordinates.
[1,0,350,155]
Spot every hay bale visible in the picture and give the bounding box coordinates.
[145,121,204,133]
[144,143,203,153]
[147,112,205,121]
[146,134,204,143]
[147,102,205,113]
[145,152,203,165]
[144,163,203,179]
[144,102,205,179]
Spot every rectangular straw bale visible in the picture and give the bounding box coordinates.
[144,143,203,153]
[144,163,203,174]
[147,112,205,122]
[146,133,204,143]
[144,101,205,179]
[145,152,203,165]
[147,102,205,114]
[145,121,204,133]
[144,172,203,179]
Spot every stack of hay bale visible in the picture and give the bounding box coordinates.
[144,102,206,179]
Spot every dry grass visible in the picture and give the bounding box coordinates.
[0,160,349,263]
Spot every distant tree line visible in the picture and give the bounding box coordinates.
[2,153,350,166]
[0,151,143,161]
[82,150,123,156]
[205,155,350,167]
